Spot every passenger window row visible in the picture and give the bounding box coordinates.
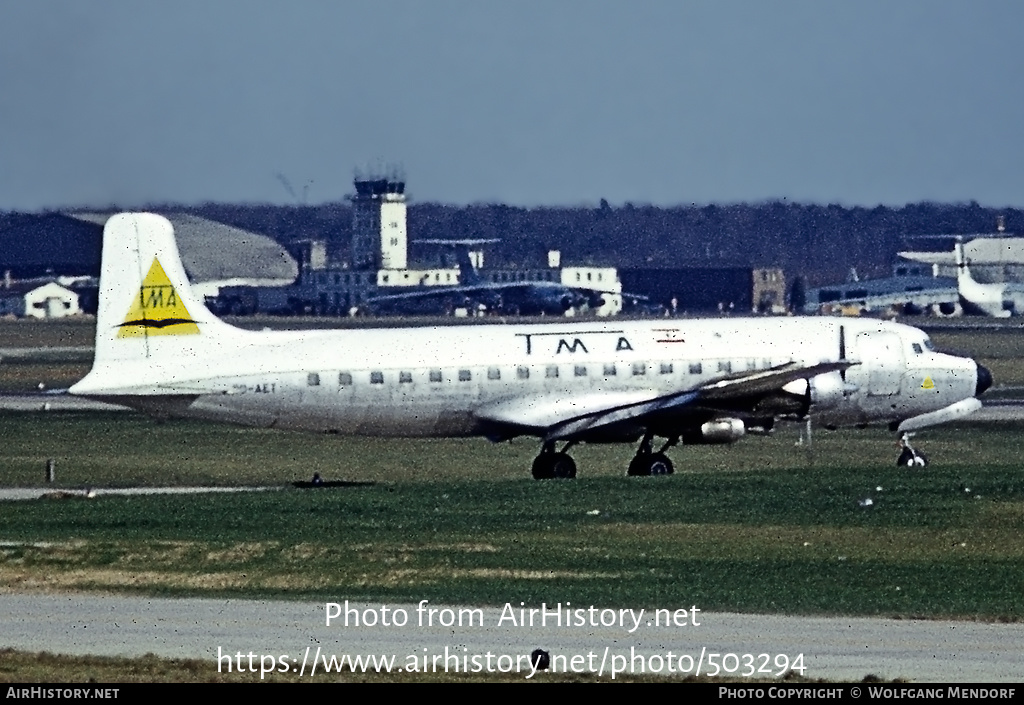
[310,359,771,387]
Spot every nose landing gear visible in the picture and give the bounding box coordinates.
[897,433,928,467]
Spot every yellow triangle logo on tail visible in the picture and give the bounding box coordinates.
[117,258,200,338]
[922,376,935,390]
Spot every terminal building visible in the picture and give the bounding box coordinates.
[619,267,787,314]
[219,174,625,316]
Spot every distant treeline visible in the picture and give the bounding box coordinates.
[182,201,1018,286]
[4,201,1015,287]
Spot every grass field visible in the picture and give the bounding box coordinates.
[1,320,1022,682]
[0,648,842,683]
[1,318,1023,621]
[1,411,1022,620]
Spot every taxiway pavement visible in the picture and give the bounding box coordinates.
[1,594,1021,682]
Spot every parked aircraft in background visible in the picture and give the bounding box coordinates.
[70,214,991,477]
[803,263,959,317]
[955,239,1024,317]
[366,239,635,316]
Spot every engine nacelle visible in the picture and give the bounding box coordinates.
[808,372,847,411]
[684,417,746,444]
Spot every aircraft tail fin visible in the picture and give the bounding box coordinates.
[953,238,1011,317]
[72,213,249,394]
[455,246,482,286]
[954,239,969,279]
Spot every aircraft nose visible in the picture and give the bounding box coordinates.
[975,362,993,397]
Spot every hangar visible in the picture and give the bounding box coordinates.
[618,267,787,314]
[0,213,298,303]
[68,213,298,298]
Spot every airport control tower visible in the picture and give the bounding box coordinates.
[349,173,408,270]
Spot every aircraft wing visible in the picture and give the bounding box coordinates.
[369,282,617,299]
[697,361,855,400]
[474,361,857,442]
[367,282,540,304]
[368,281,621,313]
[804,284,958,315]
[366,286,474,305]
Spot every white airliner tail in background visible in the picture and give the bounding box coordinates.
[954,239,1024,317]
[72,214,992,476]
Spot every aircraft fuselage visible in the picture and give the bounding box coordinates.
[77,317,979,440]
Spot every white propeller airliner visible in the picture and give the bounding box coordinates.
[955,239,1024,317]
[70,213,992,477]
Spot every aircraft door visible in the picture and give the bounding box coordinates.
[856,331,904,396]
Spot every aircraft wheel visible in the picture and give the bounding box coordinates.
[628,454,673,476]
[897,449,928,468]
[551,453,577,479]
[532,453,577,480]
[648,453,674,476]
[627,456,649,476]
[532,455,555,480]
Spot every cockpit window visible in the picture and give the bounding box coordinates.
[923,339,936,351]
[912,343,923,355]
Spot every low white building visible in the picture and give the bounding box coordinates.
[0,282,81,318]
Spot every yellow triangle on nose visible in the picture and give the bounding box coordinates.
[922,376,935,389]
[117,258,200,338]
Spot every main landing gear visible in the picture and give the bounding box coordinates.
[897,433,928,468]
[531,441,578,479]
[531,433,679,480]
[626,432,676,476]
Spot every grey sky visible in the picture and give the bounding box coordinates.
[1,1,1021,210]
